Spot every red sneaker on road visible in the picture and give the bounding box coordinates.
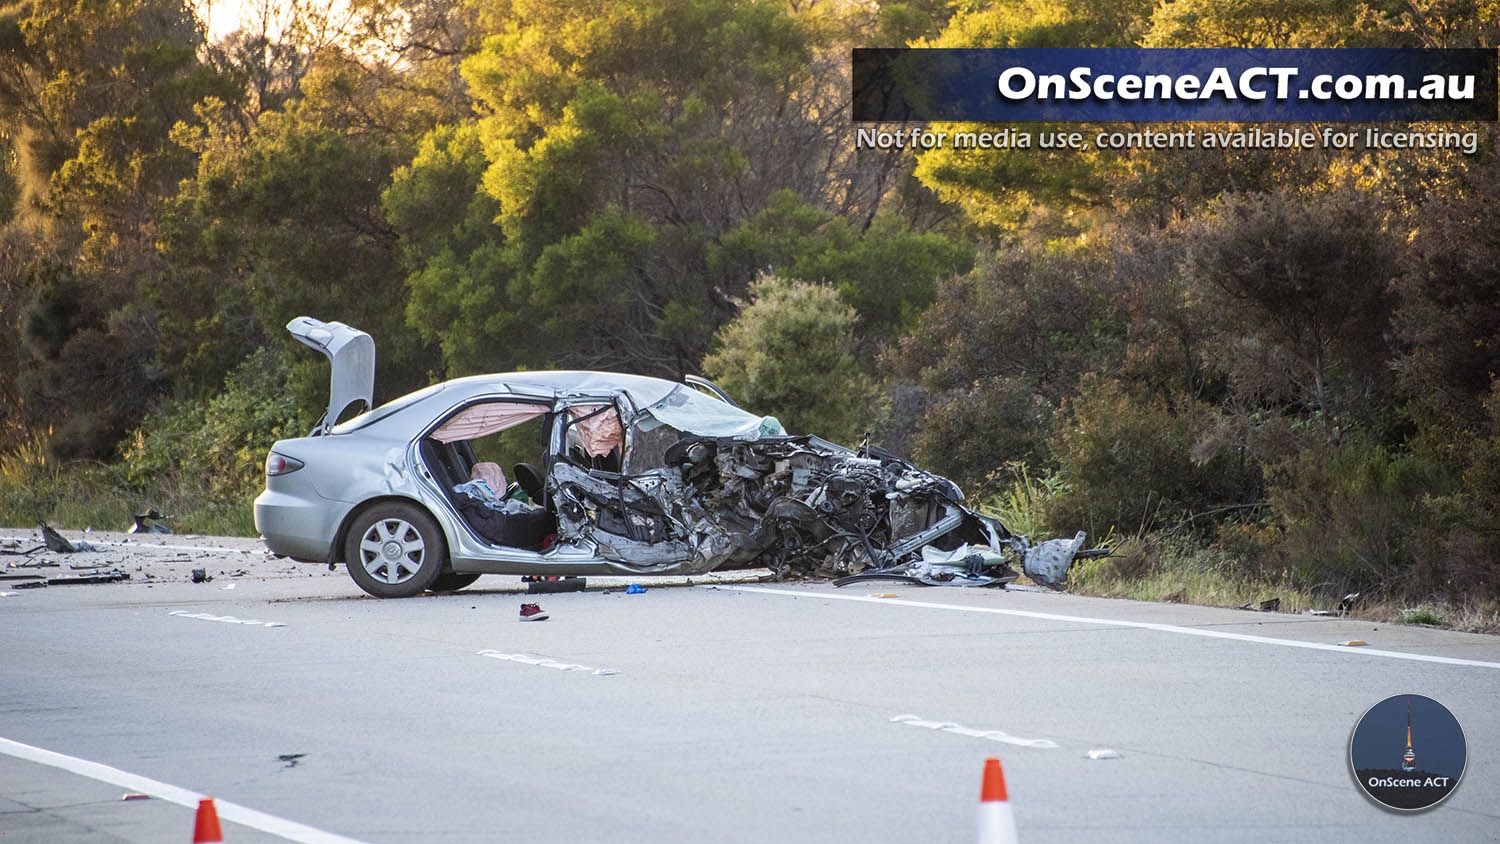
[519,603,549,621]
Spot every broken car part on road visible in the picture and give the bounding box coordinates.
[256,317,1103,598]
[40,522,97,553]
[129,509,173,535]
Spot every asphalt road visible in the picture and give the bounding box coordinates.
[2,529,1497,843]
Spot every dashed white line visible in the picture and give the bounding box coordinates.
[714,585,1500,670]
[0,736,368,844]
[890,714,1059,748]
[477,650,618,675]
[169,610,285,628]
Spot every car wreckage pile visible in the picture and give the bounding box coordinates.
[549,434,1102,589]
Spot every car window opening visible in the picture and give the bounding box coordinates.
[421,401,557,550]
[562,404,624,473]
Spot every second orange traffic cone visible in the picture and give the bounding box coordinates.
[976,758,1018,844]
[193,797,224,843]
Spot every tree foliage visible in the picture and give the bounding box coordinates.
[702,275,882,444]
[1180,188,1399,445]
[885,245,1126,485]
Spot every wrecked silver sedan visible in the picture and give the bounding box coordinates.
[255,317,1093,598]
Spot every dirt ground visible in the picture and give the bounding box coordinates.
[0,526,335,589]
[0,525,771,594]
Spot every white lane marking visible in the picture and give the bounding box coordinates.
[477,649,618,675]
[88,540,256,554]
[715,585,1500,670]
[169,610,285,628]
[890,714,1059,748]
[0,736,369,844]
[1,592,18,597]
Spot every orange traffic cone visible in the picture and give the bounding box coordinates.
[193,797,224,843]
[976,758,1018,844]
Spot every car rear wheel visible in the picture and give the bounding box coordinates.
[428,572,481,592]
[345,503,446,598]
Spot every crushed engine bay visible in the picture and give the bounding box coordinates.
[548,435,1100,588]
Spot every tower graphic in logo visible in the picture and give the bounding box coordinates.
[1401,702,1416,772]
[1350,694,1465,811]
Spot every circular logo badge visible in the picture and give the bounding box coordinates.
[1349,694,1466,811]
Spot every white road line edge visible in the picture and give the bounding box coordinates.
[89,539,257,555]
[477,649,618,675]
[169,610,285,628]
[714,585,1500,670]
[890,714,1060,748]
[0,736,369,844]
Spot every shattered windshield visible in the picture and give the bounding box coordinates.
[627,386,786,472]
[644,386,785,439]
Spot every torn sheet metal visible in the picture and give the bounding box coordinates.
[40,522,97,553]
[129,509,172,534]
[834,543,1019,588]
[1021,531,1086,587]
[549,428,1103,587]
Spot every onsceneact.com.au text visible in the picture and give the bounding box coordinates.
[996,67,1478,103]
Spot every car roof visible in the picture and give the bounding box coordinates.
[330,370,693,436]
[430,370,681,408]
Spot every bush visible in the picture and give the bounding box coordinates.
[1401,606,1448,627]
[975,461,1063,540]
[1044,374,1258,539]
[1067,532,1320,612]
[911,375,1054,490]
[1264,442,1443,596]
[702,274,884,444]
[0,348,303,534]
[120,346,307,508]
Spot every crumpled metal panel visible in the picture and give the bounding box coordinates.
[1021,531,1086,589]
[547,434,1093,586]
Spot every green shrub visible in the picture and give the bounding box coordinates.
[1265,442,1442,595]
[1214,519,1280,577]
[0,348,304,534]
[122,347,306,503]
[1044,374,1258,539]
[911,375,1054,490]
[976,461,1063,540]
[703,274,884,444]
[1400,606,1448,627]
[1068,532,1318,611]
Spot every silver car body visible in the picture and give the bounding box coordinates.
[255,317,1088,595]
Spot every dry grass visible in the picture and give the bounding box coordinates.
[1338,597,1500,634]
[0,428,257,537]
[1068,536,1321,612]
[1061,534,1499,634]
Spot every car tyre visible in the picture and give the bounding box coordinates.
[428,572,481,592]
[345,502,446,598]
